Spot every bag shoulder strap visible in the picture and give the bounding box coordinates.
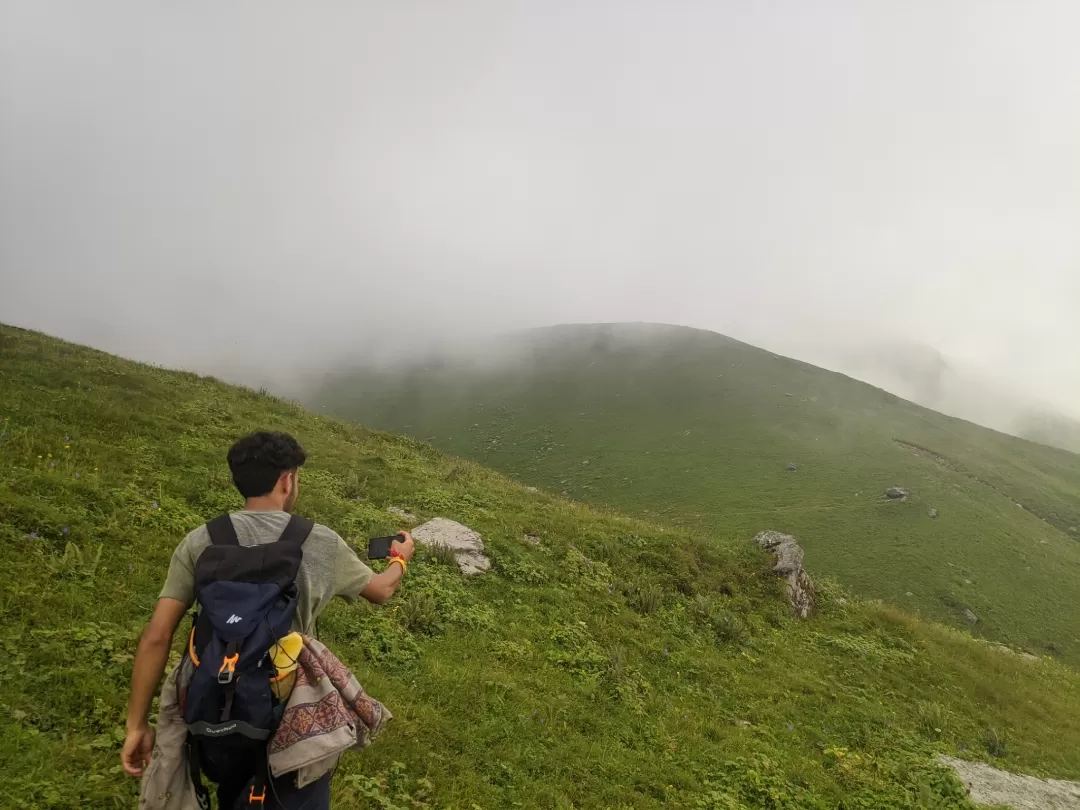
[276,515,315,548]
[206,514,240,546]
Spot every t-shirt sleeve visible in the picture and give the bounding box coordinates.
[158,531,200,604]
[332,534,375,601]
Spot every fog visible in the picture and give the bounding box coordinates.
[2,2,1079,429]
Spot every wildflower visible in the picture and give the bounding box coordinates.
[64,444,70,450]
[787,724,794,731]
[129,563,134,572]
[74,472,80,479]
[151,501,159,509]
[47,453,52,458]
[64,435,70,441]
[49,461,55,468]
[61,526,69,535]
[29,531,37,539]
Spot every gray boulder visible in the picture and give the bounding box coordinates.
[787,463,798,472]
[928,508,939,518]
[754,531,814,619]
[387,505,418,522]
[885,487,911,500]
[963,608,979,624]
[411,518,491,576]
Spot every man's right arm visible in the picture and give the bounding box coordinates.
[335,531,415,605]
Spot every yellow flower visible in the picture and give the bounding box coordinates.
[64,444,71,449]
[47,453,52,458]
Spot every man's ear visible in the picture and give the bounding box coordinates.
[278,469,294,495]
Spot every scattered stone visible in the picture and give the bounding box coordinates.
[928,508,939,518]
[754,531,814,619]
[963,608,979,624]
[734,719,752,727]
[1069,527,1078,535]
[387,506,418,522]
[939,755,1080,809]
[787,463,798,472]
[905,592,914,597]
[885,487,911,500]
[523,534,541,546]
[982,639,1039,662]
[411,518,491,576]
[524,486,539,493]
[582,460,590,466]
[964,579,973,585]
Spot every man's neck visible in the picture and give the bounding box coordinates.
[243,495,288,512]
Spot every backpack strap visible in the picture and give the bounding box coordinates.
[206,514,240,546]
[276,515,315,547]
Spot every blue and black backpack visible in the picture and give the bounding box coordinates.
[182,513,313,808]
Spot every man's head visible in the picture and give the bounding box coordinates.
[227,431,307,512]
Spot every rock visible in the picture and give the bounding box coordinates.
[963,608,979,624]
[411,518,491,576]
[939,755,1080,809]
[754,531,814,619]
[1069,527,1078,535]
[885,487,911,500]
[905,591,914,597]
[928,508,939,518]
[523,534,541,546]
[387,506,418,522]
[734,719,752,727]
[524,486,539,493]
[787,463,798,472]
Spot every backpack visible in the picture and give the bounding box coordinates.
[181,513,314,808]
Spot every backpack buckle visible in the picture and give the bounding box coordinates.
[217,653,240,684]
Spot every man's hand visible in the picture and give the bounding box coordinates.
[121,722,154,776]
[392,531,415,562]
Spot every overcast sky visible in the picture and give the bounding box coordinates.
[2,2,1078,418]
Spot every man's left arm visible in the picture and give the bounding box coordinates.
[121,597,189,776]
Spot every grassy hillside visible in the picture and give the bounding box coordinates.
[317,323,1080,664]
[6,324,1080,809]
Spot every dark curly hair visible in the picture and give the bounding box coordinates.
[226,431,307,498]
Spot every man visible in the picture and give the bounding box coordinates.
[121,430,414,807]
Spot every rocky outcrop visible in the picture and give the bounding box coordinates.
[754,531,814,618]
[411,518,491,576]
[885,487,911,500]
[963,608,979,624]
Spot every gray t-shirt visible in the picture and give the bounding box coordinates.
[159,510,374,635]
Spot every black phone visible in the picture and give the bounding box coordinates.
[367,535,399,560]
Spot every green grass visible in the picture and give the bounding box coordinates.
[318,323,1080,665]
[5,323,1080,808]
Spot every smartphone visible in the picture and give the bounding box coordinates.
[367,535,400,560]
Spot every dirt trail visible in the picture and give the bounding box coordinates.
[939,755,1080,809]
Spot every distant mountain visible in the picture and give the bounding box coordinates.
[802,339,1080,454]
[318,322,1080,661]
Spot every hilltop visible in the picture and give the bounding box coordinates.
[317,323,1080,663]
[5,322,1080,809]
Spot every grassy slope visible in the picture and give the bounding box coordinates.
[5,325,1080,809]
[317,323,1080,664]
